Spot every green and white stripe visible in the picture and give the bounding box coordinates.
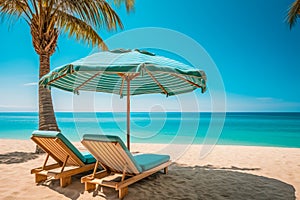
[39,49,207,97]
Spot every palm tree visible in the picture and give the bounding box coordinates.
[0,0,134,149]
[287,0,300,28]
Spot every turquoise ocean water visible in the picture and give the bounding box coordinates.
[0,112,299,148]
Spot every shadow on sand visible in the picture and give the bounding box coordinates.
[0,151,39,164]
[38,163,295,200]
[199,164,261,171]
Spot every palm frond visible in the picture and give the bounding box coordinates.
[55,10,108,50]
[55,0,123,30]
[112,0,135,12]
[1,0,135,50]
[28,0,38,15]
[287,0,300,29]
[0,0,31,21]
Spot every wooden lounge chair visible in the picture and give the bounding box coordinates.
[81,134,172,199]
[31,130,96,187]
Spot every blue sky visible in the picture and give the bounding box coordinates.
[0,0,300,112]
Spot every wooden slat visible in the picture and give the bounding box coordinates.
[103,143,124,172]
[102,143,124,172]
[41,138,63,162]
[81,170,109,182]
[84,142,104,163]
[91,161,99,179]
[81,139,172,198]
[82,177,117,188]
[42,154,50,170]
[92,141,123,173]
[41,138,68,164]
[83,140,139,174]
[51,139,76,165]
[81,141,109,170]
[110,143,131,172]
[31,135,97,188]
[32,136,84,166]
[115,143,139,174]
[31,163,61,174]
[55,139,84,166]
[100,143,120,171]
[60,155,69,173]
[81,160,172,194]
[34,136,84,166]
[35,170,48,176]
[100,180,118,188]
[92,142,117,170]
[42,138,62,161]
[31,137,61,164]
[53,163,95,179]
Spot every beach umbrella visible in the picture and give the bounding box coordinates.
[39,49,207,150]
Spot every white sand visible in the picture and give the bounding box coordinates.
[0,139,299,199]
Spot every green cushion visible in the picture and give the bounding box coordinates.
[32,130,95,165]
[82,134,170,172]
[82,134,142,172]
[133,154,170,171]
[81,152,97,164]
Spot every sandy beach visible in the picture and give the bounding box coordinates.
[0,139,299,200]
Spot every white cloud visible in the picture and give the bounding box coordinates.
[24,82,37,86]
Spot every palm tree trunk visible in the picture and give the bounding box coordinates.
[36,54,60,153]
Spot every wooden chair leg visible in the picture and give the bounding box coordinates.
[60,176,72,187]
[164,167,168,174]
[118,187,128,199]
[35,174,47,183]
[85,182,96,191]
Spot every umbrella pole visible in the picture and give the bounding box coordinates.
[126,79,131,151]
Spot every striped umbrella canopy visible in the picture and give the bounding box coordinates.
[40,49,207,150]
